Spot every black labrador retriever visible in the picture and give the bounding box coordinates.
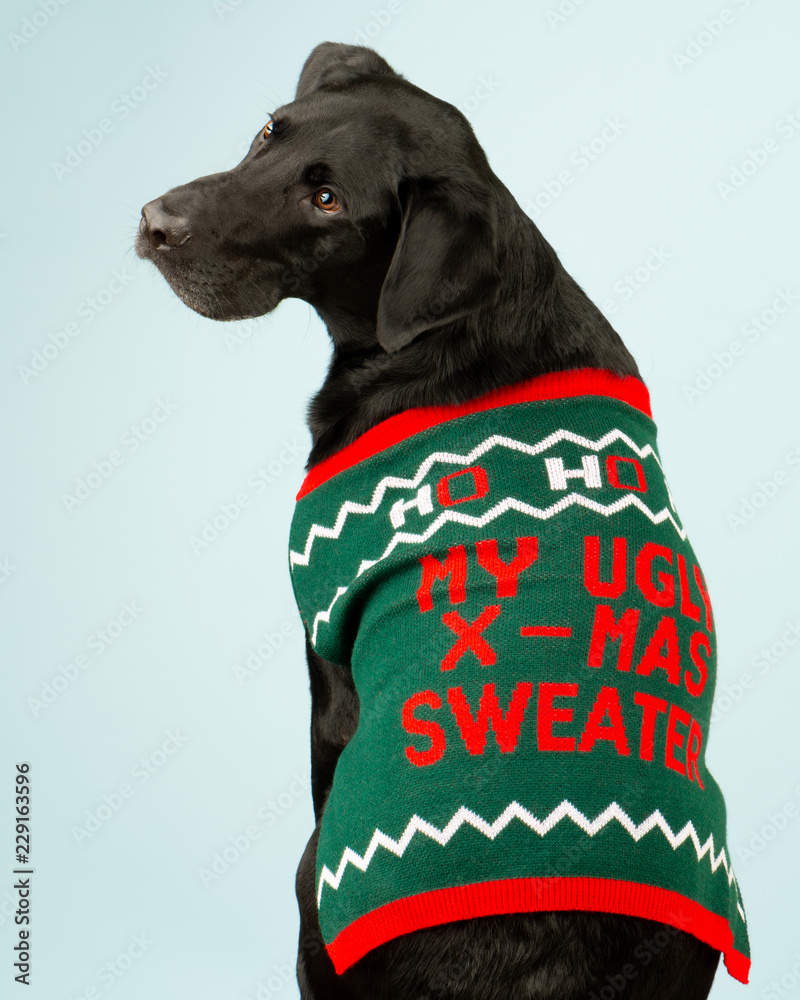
[136,42,737,1000]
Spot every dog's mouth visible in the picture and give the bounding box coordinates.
[156,268,232,321]
[135,221,284,321]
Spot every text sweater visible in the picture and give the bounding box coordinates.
[288,367,750,982]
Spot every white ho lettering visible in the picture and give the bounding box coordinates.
[545,454,602,490]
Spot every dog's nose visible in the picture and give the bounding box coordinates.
[140,199,191,250]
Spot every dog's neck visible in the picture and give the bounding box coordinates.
[305,203,640,469]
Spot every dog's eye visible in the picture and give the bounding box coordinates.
[312,189,342,214]
[263,119,275,138]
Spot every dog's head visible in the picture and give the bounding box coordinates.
[136,42,501,354]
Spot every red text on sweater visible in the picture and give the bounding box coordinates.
[402,681,704,786]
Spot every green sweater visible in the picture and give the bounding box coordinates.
[288,367,750,983]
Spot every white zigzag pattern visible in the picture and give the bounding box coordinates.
[291,427,675,569]
[316,800,746,923]
[307,491,687,643]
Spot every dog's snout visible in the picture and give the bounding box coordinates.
[140,199,191,250]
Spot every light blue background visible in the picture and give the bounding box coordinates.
[2,1,799,998]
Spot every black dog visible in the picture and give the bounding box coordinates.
[136,42,728,1000]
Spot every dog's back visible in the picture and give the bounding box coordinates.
[137,41,748,1000]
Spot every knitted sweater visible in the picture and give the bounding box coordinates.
[288,367,750,983]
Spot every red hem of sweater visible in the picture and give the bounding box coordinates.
[325,876,750,984]
[297,367,652,499]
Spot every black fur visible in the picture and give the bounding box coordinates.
[137,41,720,1000]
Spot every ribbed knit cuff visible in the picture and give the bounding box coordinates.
[298,367,651,499]
[326,876,750,984]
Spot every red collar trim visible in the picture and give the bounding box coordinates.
[297,367,651,500]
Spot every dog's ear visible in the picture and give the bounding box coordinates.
[295,42,400,99]
[375,178,501,354]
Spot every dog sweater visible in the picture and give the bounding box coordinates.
[288,367,750,983]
